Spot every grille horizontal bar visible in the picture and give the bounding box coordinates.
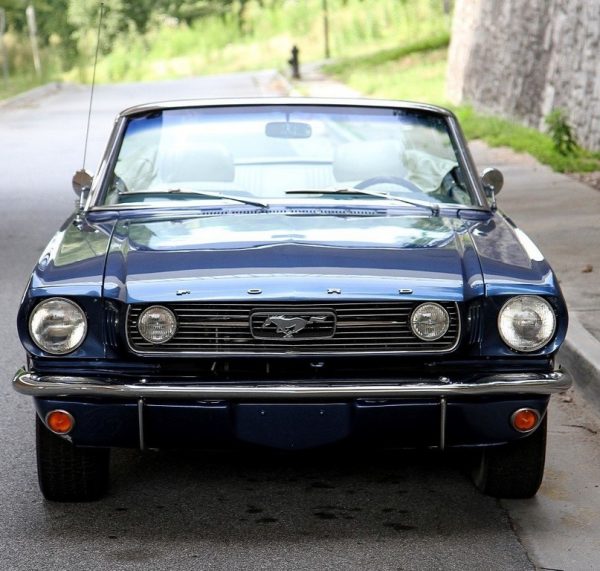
[127,302,461,355]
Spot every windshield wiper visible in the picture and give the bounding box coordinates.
[119,189,269,209]
[285,188,440,216]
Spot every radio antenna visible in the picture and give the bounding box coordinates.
[82,2,104,170]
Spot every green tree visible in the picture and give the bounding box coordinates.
[67,0,128,54]
[1,0,27,33]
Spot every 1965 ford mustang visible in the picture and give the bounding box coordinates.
[13,98,570,501]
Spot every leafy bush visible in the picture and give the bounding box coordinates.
[545,109,578,156]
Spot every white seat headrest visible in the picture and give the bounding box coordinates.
[333,139,406,182]
[161,142,235,183]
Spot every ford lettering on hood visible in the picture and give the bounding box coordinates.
[101,211,480,304]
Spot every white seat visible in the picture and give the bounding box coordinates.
[159,142,235,184]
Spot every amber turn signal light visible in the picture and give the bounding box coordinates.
[45,410,75,435]
[511,408,540,433]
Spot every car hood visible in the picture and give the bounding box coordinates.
[102,212,486,303]
[32,210,558,304]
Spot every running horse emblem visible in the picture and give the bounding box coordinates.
[262,315,328,338]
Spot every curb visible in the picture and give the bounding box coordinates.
[0,81,64,110]
[558,314,600,411]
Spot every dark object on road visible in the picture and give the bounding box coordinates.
[12,98,570,501]
[288,45,300,79]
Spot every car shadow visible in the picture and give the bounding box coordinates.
[38,445,505,543]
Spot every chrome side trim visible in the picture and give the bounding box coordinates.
[13,369,571,400]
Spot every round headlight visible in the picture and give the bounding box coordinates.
[138,305,177,344]
[410,302,450,341]
[29,298,87,355]
[498,295,556,352]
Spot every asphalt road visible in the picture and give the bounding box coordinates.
[0,71,598,571]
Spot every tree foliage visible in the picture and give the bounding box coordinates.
[1,0,281,45]
[67,0,127,54]
[2,0,74,43]
[0,0,247,43]
[0,0,353,77]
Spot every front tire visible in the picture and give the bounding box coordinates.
[36,415,110,502]
[472,415,547,499]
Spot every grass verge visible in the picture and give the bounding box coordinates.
[455,107,600,173]
[325,44,600,173]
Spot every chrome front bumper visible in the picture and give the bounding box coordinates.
[13,368,571,400]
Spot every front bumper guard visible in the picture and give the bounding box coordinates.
[13,368,571,400]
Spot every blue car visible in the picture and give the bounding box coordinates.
[13,99,570,501]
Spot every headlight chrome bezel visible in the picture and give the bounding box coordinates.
[497,295,556,353]
[28,297,88,355]
[410,302,451,341]
[138,305,178,344]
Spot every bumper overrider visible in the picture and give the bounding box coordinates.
[13,368,571,451]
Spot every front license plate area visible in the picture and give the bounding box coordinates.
[235,403,351,450]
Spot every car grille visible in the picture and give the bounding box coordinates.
[127,301,460,355]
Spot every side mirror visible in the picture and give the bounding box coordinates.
[72,169,93,218]
[72,169,93,197]
[480,167,504,196]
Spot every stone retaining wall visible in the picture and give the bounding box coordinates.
[447,0,600,151]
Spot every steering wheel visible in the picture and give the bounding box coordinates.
[355,175,423,194]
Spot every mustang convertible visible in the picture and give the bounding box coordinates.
[13,98,570,501]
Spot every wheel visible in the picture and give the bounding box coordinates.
[36,415,110,502]
[472,415,547,499]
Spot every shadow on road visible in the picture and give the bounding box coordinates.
[38,447,500,542]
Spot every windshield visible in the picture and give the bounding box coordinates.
[102,105,475,207]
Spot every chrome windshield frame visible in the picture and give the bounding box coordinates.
[86,98,491,213]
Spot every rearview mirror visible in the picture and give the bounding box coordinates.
[480,167,504,196]
[72,169,93,197]
[265,121,312,139]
